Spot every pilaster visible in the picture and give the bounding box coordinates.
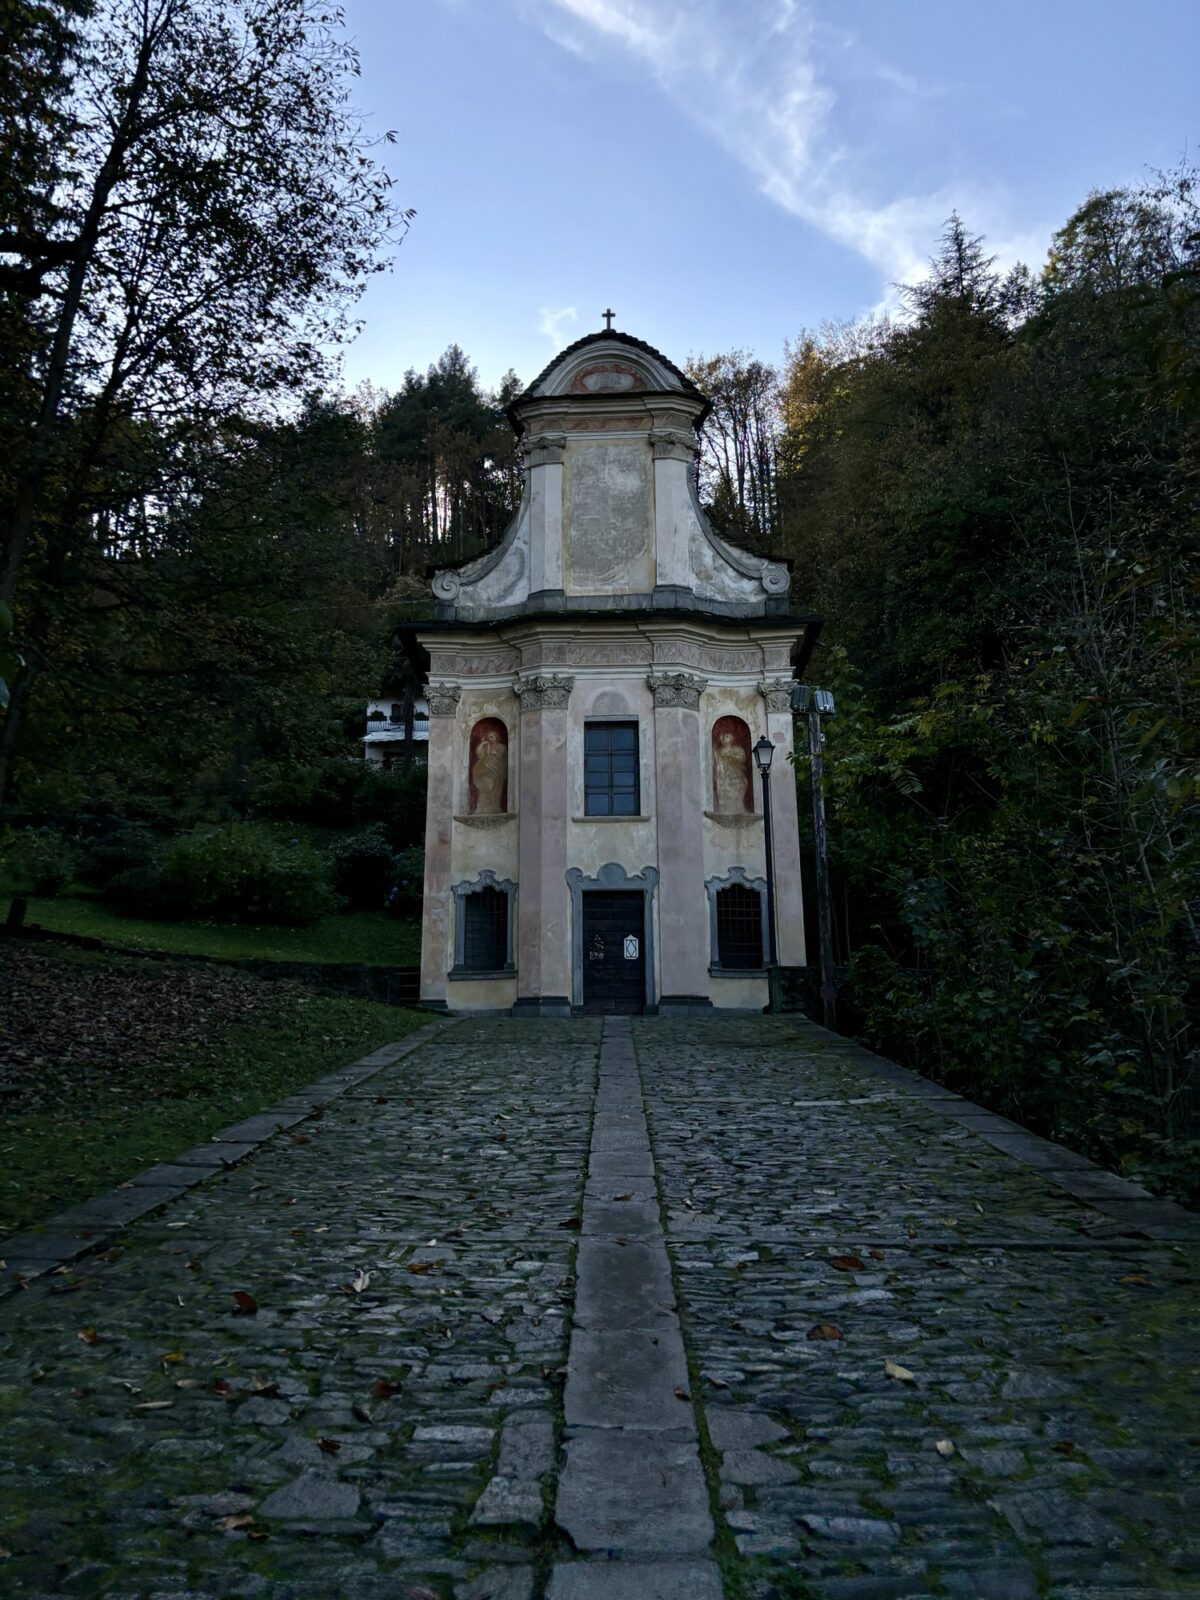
[648,672,712,1011]
[759,679,807,966]
[513,673,574,1015]
[419,684,461,1008]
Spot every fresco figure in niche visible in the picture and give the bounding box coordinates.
[469,718,508,815]
[712,716,753,813]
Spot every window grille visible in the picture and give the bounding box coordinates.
[463,887,508,970]
[584,722,639,816]
[716,884,764,969]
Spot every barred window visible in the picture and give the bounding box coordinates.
[584,722,639,816]
[716,884,764,970]
[462,887,508,971]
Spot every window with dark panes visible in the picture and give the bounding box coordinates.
[462,887,509,970]
[584,722,640,816]
[716,883,764,969]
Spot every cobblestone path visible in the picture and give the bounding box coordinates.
[1,1014,1197,1599]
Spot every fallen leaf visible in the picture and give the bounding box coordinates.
[317,1436,341,1455]
[251,1377,279,1396]
[557,1217,582,1231]
[612,1192,633,1202]
[1119,1274,1151,1286]
[673,1386,692,1401]
[829,1255,866,1272]
[231,1291,258,1315]
[884,1359,916,1382]
[212,1379,234,1398]
[371,1378,401,1398]
[806,1323,844,1341]
[1052,1439,1075,1455]
[869,1249,885,1261]
[76,1326,100,1345]
[158,1351,184,1364]
[405,1261,436,1275]
[352,1404,373,1424]
[135,1400,174,1410]
[221,1513,256,1531]
[934,1439,955,1457]
[341,1268,371,1294]
[175,1378,201,1390]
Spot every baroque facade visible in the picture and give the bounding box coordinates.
[402,327,821,1015]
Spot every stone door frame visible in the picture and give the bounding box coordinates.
[566,861,660,1013]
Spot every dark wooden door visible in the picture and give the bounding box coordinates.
[581,892,646,1015]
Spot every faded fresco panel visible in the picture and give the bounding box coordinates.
[566,443,651,592]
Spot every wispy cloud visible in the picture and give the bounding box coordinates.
[539,304,579,350]
[534,0,1043,307]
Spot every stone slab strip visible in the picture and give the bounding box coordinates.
[554,1015,723,1595]
[0,1016,458,1296]
[786,1017,1200,1241]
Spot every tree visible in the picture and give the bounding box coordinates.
[0,0,404,805]
[685,350,780,550]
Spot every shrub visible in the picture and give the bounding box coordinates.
[330,825,396,912]
[386,844,424,918]
[75,825,158,889]
[251,756,426,843]
[107,823,334,926]
[1,828,79,897]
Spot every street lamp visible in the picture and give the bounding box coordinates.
[753,735,779,969]
[791,685,837,1031]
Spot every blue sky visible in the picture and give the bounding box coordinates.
[337,0,1198,396]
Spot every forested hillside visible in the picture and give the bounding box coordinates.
[2,1,1194,1192]
[692,175,1198,1196]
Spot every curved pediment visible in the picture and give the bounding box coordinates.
[524,332,701,402]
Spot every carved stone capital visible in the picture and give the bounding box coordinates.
[426,682,463,717]
[648,670,707,710]
[514,672,574,712]
[757,678,793,713]
[521,432,567,466]
[648,429,698,464]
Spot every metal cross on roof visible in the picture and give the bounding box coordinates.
[602,307,615,330]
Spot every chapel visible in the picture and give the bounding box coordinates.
[402,322,821,1016]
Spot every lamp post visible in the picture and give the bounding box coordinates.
[791,686,837,1031]
[753,735,779,969]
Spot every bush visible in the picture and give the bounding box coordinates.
[2,828,79,897]
[251,757,426,843]
[75,824,158,889]
[330,825,396,912]
[107,823,334,926]
[386,844,424,917]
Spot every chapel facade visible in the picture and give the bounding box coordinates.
[403,326,820,1016]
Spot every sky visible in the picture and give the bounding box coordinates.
[335,0,1198,396]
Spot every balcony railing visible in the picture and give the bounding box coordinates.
[364,719,430,740]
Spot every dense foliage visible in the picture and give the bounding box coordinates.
[755,178,1197,1197]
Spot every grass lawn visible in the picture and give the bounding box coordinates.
[9,888,422,964]
[0,943,430,1237]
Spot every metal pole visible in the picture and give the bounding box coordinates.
[807,708,837,1031]
[760,764,779,968]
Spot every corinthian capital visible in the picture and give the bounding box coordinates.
[426,682,463,717]
[647,671,707,710]
[514,672,574,711]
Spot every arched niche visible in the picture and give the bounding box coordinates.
[468,717,509,815]
[711,715,753,814]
